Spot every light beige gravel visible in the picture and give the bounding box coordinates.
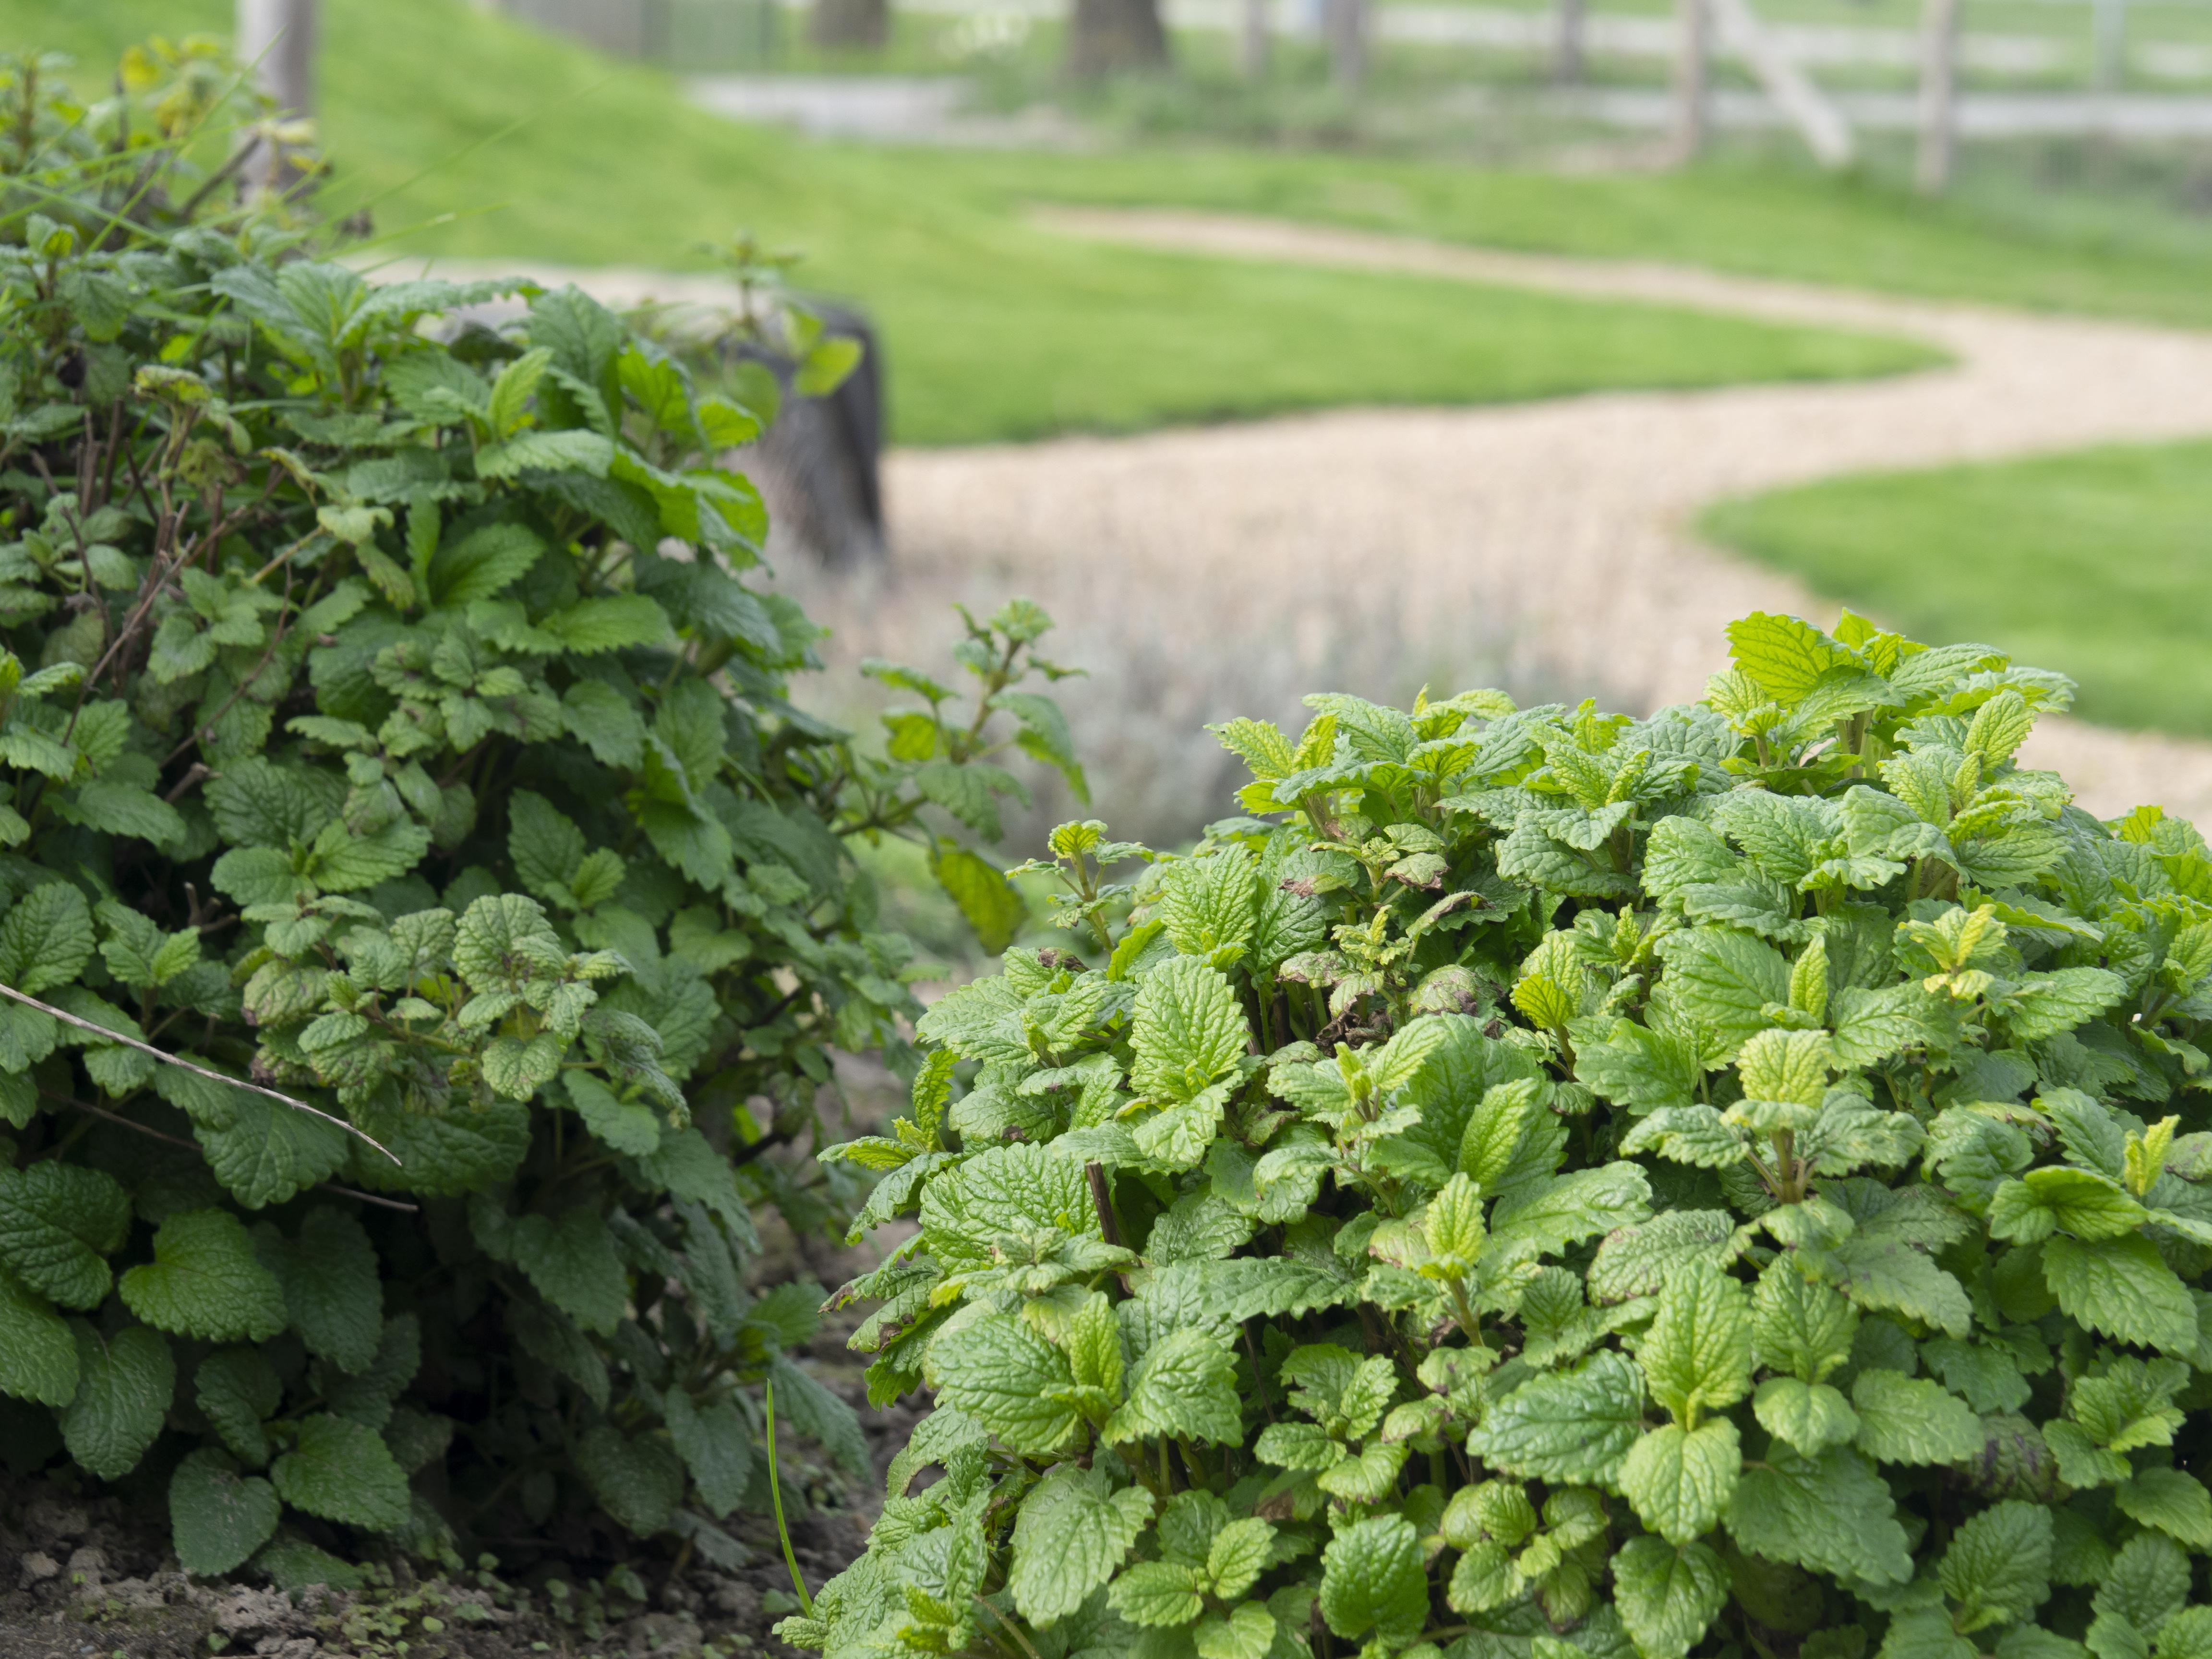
[389,224,2212,841]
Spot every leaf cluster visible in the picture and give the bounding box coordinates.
[810,609,2212,1659]
[0,46,1078,1579]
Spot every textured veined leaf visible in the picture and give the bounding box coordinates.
[574,1422,685,1537]
[510,1206,626,1336]
[1319,1515,1429,1645]
[1105,1327,1242,1445]
[1639,1261,1752,1424]
[274,1208,384,1374]
[1008,1467,1153,1625]
[1726,1445,1912,1586]
[1467,1349,1645,1484]
[1130,956,1249,1103]
[2042,1233,2198,1356]
[169,1447,280,1576]
[663,1388,751,1518]
[931,1313,1081,1455]
[0,1162,132,1308]
[1589,1211,1740,1305]
[1754,1377,1859,1455]
[1941,1500,2054,1633]
[270,1414,410,1531]
[1620,1419,1742,1544]
[1614,1537,1730,1659]
[1653,928,1790,1058]
[931,844,1026,955]
[1850,1369,1983,1466]
[61,1321,174,1480]
[119,1208,288,1343]
[0,1265,76,1406]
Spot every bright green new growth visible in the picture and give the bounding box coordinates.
[0,47,1084,1578]
[807,608,2212,1659]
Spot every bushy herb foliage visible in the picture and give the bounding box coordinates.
[808,609,2212,1659]
[0,47,1082,1580]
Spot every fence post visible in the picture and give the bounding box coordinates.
[1557,0,1586,82]
[1915,0,1960,192]
[2092,0,2126,90]
[1242,0,1271,76]
[235,0,317,192]
[1671,0,1708,161]
[1324,0,1367,86]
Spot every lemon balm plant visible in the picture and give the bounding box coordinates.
[0,45,1084,1579]
[807,610,2212,1659]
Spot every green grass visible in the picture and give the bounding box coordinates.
[34,0,2212,446]
[12,0,1947,445]
[1702,441,2212,737]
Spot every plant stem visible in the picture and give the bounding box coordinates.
[976,1598,1044,1659]
[765,1373,815,1618]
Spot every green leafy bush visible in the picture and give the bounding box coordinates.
[808,609,2212,1659]
[0,46,1081,1576]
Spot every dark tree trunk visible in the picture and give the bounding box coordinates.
[1066,0,1169,79]
[809,0,890,51]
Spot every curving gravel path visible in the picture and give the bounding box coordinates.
[391,223,2212,835]
[824,207,2212,836]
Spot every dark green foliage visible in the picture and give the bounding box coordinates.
[0,46,1078,1573]
[812,609,2212,1659]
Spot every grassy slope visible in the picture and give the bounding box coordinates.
[1703,442,2212,738]
[10,0,1939,444]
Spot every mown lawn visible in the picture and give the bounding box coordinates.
[30,0,2212,444]
[1702,441,2212,738]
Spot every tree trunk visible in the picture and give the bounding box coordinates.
[1556,0,1585,83]
[1323,0,1366,86]
[1241,0,1271,78]
[236,0,317,195]
[1669,0,1707,161]
[1916,0,1960,192]
[810,0,890,50]
[1067,0,1169,77]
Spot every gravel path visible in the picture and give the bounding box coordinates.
[392,225,2212,834]
[836,208,2212,834]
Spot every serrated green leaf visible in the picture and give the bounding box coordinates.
[1131,956,1249,1104]
[663,1387,751,1518]
[1850,1368,1983,1466]
[1467,1349,1644,1484]
[170,1447,280,1576]
[1727,1445,1912,1587]
[575,1421,685,1537]
[1640,1261,1752,1424]
[932,1312,1081,1455]
[1753,1376,1860,1454]
[1320,1514,1429,1644]
[1614,1537,1730,1659]
[270,1413,410,1531]
[2115,1467,2212,1550]
[119,1208,288,1343]
[61,1320,174,1480]
[1009,1466,1153,1626]
[0,1264,76,1405]
[1942,1500,2053,1633]
[1620,1419,1742,1544]
[196,1347,281,1468]
[1105,1327,1241,1446]
[273,1207,382,1372]
[0,1160,130,1308]
[511,1206,626,1336]
[2043,1232,2198,1356]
